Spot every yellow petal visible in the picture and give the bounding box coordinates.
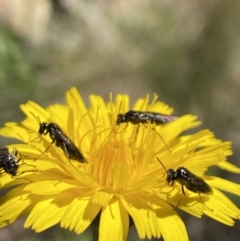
[115,94,130,114]
[152,198,189,241]
[91,190,113,206]
[111,162,130,190]
[24,180,79,195]
[60,193,101,234]
[0,186,37,227]
[99,197,128,241]
[122,194,161,239]
[217,161,240,173]
[205,176,240,197]
[89,95,110,128]
[25,194,70,232]
[203,189,240,225]
[66,87,88,119]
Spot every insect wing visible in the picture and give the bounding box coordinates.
[185,176,213,194]
[153,113,178,124]
[55,130,84,162]
[137,112,154,123]
[175,167,212,194]
[62,142,84,162]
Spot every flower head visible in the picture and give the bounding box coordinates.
[0,87,240,241]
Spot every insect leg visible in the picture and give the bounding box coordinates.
[198,193,213,212]
[12,171,35,183]
[173,198,182,211]
[170,180,175,187]
[181,185,186,195]
[154,129,171,153]
[33,140,55,161]
[61,142,70,159]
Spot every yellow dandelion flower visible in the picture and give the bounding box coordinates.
[1,87,240,241]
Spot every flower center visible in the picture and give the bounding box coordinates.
[91,130,133,188]
[88,123,164,192]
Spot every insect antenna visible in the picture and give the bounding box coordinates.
[31,112,41,124]
[25,112,43,144]
[26,112,53,160]
[156,156,175,195]
[156,156,168,173]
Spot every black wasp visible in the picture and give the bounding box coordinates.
[117,110,178,125]
[157,157,213,195]
[0,147,19,176]
[36,120,84,163]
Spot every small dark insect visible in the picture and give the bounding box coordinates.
[0,147,19,176]
[117,110,177,152]
[117,110,178,125]
[0,147,36,182]
[156,157,212,195]
[37,120,84,163]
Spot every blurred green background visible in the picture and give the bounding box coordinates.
[0,0,240,240]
